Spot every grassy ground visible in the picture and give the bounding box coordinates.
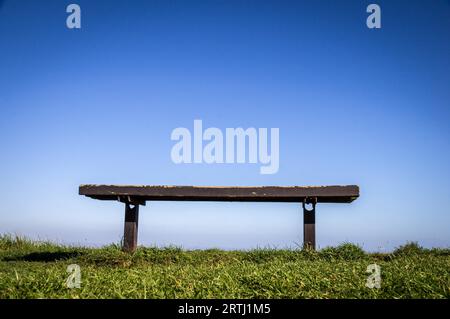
[0,235,449,299]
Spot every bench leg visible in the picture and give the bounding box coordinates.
[303,201,316,250]
[123,203,139,252]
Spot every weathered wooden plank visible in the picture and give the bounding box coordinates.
[79,185,359,203]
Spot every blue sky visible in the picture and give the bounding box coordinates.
[0,0,449,251]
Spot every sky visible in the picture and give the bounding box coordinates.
[0,0,449,252]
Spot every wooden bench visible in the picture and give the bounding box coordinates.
[79,185,359,252]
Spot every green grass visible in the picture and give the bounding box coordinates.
[0,235,449,299]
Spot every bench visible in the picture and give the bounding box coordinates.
[79,185,359,252]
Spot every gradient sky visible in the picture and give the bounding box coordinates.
[0,0,449,251]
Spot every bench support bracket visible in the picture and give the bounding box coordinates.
[303,198,316,250]
[123,203,139,252]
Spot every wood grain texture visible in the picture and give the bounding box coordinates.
[123,204,139,252]
[79,185,359,203]
[303,205,316,250]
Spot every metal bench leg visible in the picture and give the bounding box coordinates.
[303,199,316,250]
[123,203,139,252]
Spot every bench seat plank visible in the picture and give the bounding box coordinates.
[79,185,359,203]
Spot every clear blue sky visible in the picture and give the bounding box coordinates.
[0,0,449,251]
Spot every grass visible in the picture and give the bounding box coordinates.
[0,235,449,299]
